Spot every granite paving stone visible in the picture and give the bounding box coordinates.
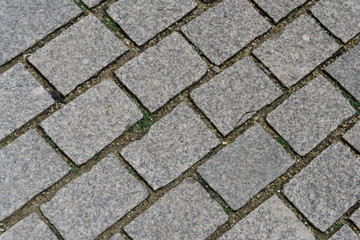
[83,0,101,8]
[254,0,307,22]
[41,79,142,164]
[344,122,360,152]
[41,155,148,240]
[191,56,282,135]
[267,76,355,156]
[124,178,227,240]
[253,14,339,86]
[110,233,124,240]
[198,124,294,210]
[121,102,219,190]
[329,225,359,240]
[182,0,271,65]
[352,209,360,228]
[0,130,70,221]
[0,63,53,140]
[284,142,360,231]
[29,15,127,95]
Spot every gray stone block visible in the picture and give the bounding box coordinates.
[182,0,271,65]
[267,76,354,156]
[110,233,124,240]
[254,0,306,21]
[351,209,360,228]
[284,142,360,231]
[344,122,360,152]
[41,79,142,164]
[329,226,359,240]
[41,155,148,240]
[83,0,101,7]
[121,102,219,190]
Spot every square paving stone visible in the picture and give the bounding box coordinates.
[41,79,142,164]
[198,124,294,210]
[253,15,339,86]
[121,102,219,190]
[0,0,81,65]
[182,0,271,65]
[107,0,196,45]
[284,142,360,231]
[29,15,127,95]
[0,130,70,221]
[0,63,53,140]
[267,76,355,156]
[124,178,227,240]
[329,225,359,240]
[344,122,360,152]
[41,155,148,240]
[116,32,207,112]
[191,56,282,135]
[254,0,307,22]
[351,209,360,228]
[219,196,315,240]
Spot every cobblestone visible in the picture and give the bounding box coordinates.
[344,122,360,152]
[254,0,307,22]
[351,209,360,228]
[329,225,359,240]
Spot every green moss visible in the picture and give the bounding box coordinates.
[276,137,290,151]
[67,160,80,175]
[131,111,157,132]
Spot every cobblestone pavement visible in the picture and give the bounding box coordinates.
[0,0,360,239]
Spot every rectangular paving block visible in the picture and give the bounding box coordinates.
[254,14,339,86]
[198,124,294,210]
[267,76,355,156]
[351,209,360,229]
[41,155,148,240]
[182,0,271,65]
[254,0,306,21]
[124,178,227,240]
[121,102,219,190]
[284,142,360,231]
[41,79,142,164]
[329,225,359,240]
[116,32,207,112]
[191,56,282,135]
[0,130,70,221]
[344,122,360,152]
[29,15,128,95]
[0,63,53,140]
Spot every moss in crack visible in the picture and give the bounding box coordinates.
[41,134,57,149]
[102,14,121,38]
[341,91,360,113]
[131,111,157,132]
[73,0,88,11]
[276,137,291,151]
[67,160,80,175]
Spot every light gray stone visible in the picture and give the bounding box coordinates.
[182,0,271,65]
[83,0,101,7]
[121,102,219,190]
[125,178,227,240]
[107,0,196,45]
[29,15,127,95]
[41,79,142,164]
[329,225,359,240]
[198,124,294,210]
[41,155,148,240]
[254,14,339,86]
[0,130,69,221]
[267,76,355,156]
[284,142,360,231]
[344,122,360,152]
[352,209,360,228]
[191,56,282,135]
[0,64,53,140]
[110,233,124,240]
[219,196,315,240]
[0,0,81,65]
[255,0,306,22]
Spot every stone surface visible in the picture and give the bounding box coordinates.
[0,64,53,140]
[107,0,196,45]
[344,122,360,152]
[329,225,359,240]
[0,0,81,65]
[219,196,315,240]
[0,130,69,221]
[182,0,271,65]
[284,142,360,231]
[351,209,360,228]
[121,102,219,190]
[255,0,307,21]
[198,124,294,210]
[267,76,354,156]
[41,155,148,240]
[116,32,207,112]
[41,79,142,164]
[110,233,124,240]
[125,179,227,240]
[191,56,282,135]
[254,15,339,86]
[83,0,101,7]
[29,15,127,95]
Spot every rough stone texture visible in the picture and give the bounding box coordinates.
[198,124,294,210]
[329,226,359,240]
[352,209,360,228]
[121,102,219,190]
[219,196,315,240]
[254,15,339,86]
[83,0,101,7]
[344,122,360,152]
[29,15,127,95]
[254,0,307,21]
[125,179,227,240]
[41,79,142,164]
[0,0,81,65]
[116,32,207,112]
[107,0,196,45]
[284,142,360,231]
[267,76,355,156]
[41,155,148,240]
[110,233,124,240]
[0,64,53,140]
[182,0,271,65]
[191,56,282,135]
